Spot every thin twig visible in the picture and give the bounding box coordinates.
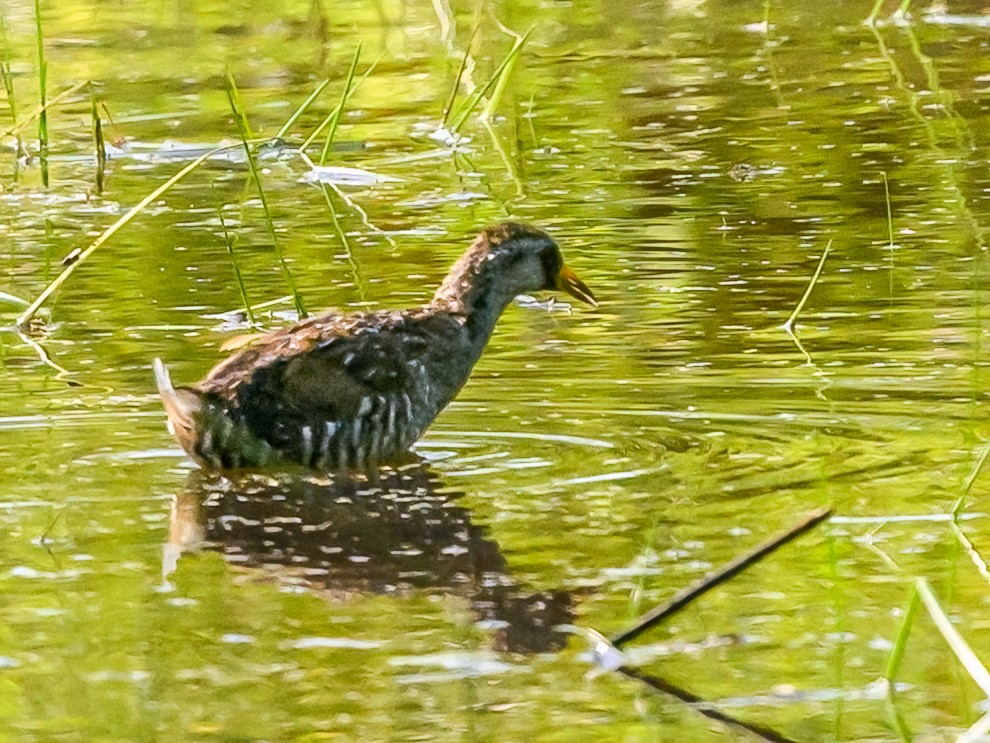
[37,509,61,546]
[610,508,833,648]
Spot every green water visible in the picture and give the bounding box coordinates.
[3,0,990,740]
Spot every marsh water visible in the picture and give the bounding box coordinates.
[2,1,990,740]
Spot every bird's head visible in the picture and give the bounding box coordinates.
[482,222,597,307]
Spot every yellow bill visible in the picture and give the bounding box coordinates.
[556,265,597,307]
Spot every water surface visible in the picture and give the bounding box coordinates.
[2,1,990,740]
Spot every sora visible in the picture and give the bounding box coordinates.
[154,222,596,471]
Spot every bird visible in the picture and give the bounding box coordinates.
[153,222,596,472]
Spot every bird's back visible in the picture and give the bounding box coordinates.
[184,308,473,470]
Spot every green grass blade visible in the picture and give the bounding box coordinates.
[441,24,479,128]
[449,27,532,134]
[866,0,886,24]
[1,60,15,123]
[320,43,362,165]
[224,70,306,319]
[951,437,990,519]
[781,239,832,333]
[884,587,920,682]
[33,0,48,186]
[299,51,382,155]
[216,204,256,326]
[91,88,106,194]
[276,78,331,140]
[481,27,531,122]
[0,290,30,307]
[0,8,12,124]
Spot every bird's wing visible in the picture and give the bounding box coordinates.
[229,322,429,451]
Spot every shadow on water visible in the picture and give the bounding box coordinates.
[163,466,574,655]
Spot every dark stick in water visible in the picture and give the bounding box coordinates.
[610,507,833,648]
[618,666,800,743]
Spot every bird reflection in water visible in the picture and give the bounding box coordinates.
[164,466,573,654]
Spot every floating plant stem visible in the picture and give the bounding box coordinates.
[449,27,532,134]
[16,145,235,327]
[3,81,89,139]
[33,0,48,186]
[316,183,366,301]
[15,326,74,379]
[225,70,306,319]
[482,118,522,199]
[781,239,832,334]
[320,43,362,165]
[217,204,256,326]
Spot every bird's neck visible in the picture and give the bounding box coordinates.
[429,247,518,353]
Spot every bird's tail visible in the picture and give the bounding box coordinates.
[152,358,202,454]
